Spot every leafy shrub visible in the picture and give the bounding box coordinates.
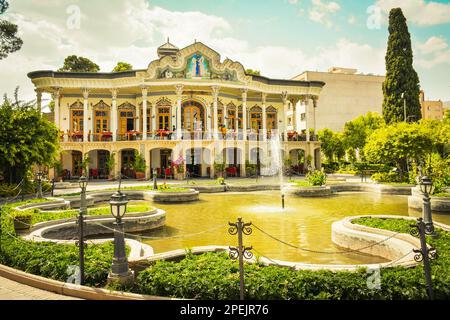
[131,151,146,173]
[306,169,326,186]
[0,200,119,287]
[321,162,339,174]
[371,171,401,183]
[0,180,52,197]
[245,161,257,176]
[353,162,391,173]
[425,154,450,194]
[132,218,450,300]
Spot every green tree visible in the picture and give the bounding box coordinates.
[0,1,23,60]
[382,8,421,124]
[419,119,449,158]
[112,61,133,72]
[58,55,100,72]
[0,89,60,183]
[318,128,345,162]
[245,69,261,76]
[342,112,384,160]
[364,122,434,180]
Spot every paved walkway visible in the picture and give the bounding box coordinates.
[0,275,80,300]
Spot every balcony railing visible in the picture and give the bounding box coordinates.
[59,129,319,143]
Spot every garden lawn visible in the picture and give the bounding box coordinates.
[15,203,155,225]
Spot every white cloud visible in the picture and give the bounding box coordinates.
[376,0,450,26]
[4,0,442,103]
[415,36,450,69]
[308,0,341,28]
[288,0,300,4]
[0,0,232,101]
[348,15,356,25]
[418,36,449,54]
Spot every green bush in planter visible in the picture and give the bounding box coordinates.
[306,170,326,186]
[10,209,36,231]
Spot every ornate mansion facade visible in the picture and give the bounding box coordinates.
[28,41,324,179]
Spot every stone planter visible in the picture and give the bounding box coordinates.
[285,186,333,197]
[408,186,450,213]
[135,172,145,180]
[13,216,33,231]
[150,189,199,203]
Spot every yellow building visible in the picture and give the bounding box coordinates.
[28,41,324,179]
[420,91,444,120]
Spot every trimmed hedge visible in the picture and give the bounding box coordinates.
[0,200,120,287]
[130,219,450,300]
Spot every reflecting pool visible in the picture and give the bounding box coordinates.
[138,191,450,265]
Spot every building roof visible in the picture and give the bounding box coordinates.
[157,38,179,58]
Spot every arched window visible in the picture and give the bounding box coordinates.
[250,106,262,130]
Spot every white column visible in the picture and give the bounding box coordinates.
[82,88,89,142]
[111,89,118,142]
[235,108,239,139]
[52,88,60,128]
[205,102,211,139]
[152,102,157,135]
[281,91,289,141]
[136,104,141,132]
[142,87,148,140]
[241,89,248,141]
[312,96,317,138]
[212,86,220,140]
[35,89,42,115]
[304,96,310,141]
[223,103,228,129]
[262,93,267,141]
[175,84,183,138]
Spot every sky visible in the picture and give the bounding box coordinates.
[1,0,449,107]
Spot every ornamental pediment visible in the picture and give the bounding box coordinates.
[146,42,251,83]
[156,97,172,106]
[93,100,110,109]
[118,102,136,110]
[69,100,83,109]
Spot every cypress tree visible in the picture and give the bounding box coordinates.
[382,8,421,124]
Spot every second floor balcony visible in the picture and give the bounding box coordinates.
[59,129,319,143]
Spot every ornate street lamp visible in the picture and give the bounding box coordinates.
[36,171,43,199]
[108,189,134,284]
[77,176,88,285]
[419,175,435,234]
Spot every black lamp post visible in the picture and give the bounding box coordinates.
[108,189,134,284]
[36,171,43,199]
[78,176,88,285]
[419,175,435,234]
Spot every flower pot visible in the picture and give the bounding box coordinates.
[174,172,185,180]
[135,171,146,180]
[13,216,32,231]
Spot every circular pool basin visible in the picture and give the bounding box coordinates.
[137,191,450,265]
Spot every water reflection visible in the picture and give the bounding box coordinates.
[134,191,448,265]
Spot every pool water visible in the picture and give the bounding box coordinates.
[138,191,450,265]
